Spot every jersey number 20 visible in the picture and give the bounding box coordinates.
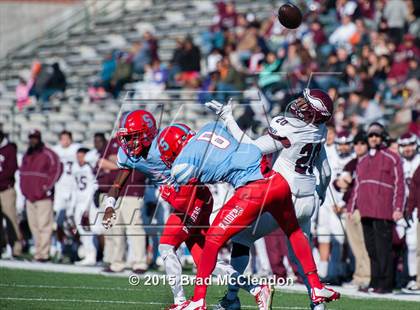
[295,143,321,174]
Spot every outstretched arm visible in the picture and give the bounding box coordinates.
[206,99,283,154]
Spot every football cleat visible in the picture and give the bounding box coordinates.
[213,294,241,310]
[311,286,340,304]
[251,285,274,310]
[178,298,207,310]
[166,303,184,310]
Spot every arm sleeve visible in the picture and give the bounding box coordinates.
[393,155,405,212]
[314,145,331,199]
[407,166,420,216]
[224,117,283,154]
[3,145,18,180]
[347,171,359,213]
[46,150,63,190]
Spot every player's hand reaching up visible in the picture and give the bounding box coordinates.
[205,98,233,121]
[102,207,116,229]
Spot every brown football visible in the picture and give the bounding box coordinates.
[278,3,302,29]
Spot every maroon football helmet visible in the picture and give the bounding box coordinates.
[290,88,334,124]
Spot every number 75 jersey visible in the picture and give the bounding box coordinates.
[171,122,265,189]
[269,115,327,196]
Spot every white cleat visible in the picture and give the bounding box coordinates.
[252,285,274,310]
[75,257,96,266]
[178,298,207,310]
[311,286,340,304]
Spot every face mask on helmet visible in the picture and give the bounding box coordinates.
[116,110,158,160]
[288,89,333,124]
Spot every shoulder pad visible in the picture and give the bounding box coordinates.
[269,116,293,138]
[171,163,199,185]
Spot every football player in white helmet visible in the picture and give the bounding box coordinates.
[206,88,335,310]
[398,132,420,292]
[317,131,355,284]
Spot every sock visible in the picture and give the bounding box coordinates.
[318,261,328,279]
[306,272,323,289]
[193,242,220,301]
[226,254,250,300]
[288,229,317,274]
[158,244,185,303]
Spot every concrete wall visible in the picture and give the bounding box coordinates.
[0,0,83,58]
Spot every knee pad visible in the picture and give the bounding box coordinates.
[231,242,250,258]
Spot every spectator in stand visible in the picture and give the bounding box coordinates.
[177,37,201,88]
[132,41,151,75]
[258,51,283,111]
[110,51,132,98]
[99,52,116,93]
[329,14,356,48]
[40,62,66,102]
[215,1,238,29]
[143,31,159,63]
[383,0,409,45]
[337,131,371,289]
[20,130,62,261]
[405,164,420,293]
[0,129,22,258]
[16,77,33,111]
[348,122,405,293]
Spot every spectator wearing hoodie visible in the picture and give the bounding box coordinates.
[0,129,22,257]
[20,130,62,261]
[348,122,405,293]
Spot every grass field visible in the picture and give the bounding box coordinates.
[0,268,419,309]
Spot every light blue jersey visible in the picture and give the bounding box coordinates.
[117,132,170,185]
[171,122,264,188]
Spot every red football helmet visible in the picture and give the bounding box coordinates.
[157,124,195,167]
[116,110,157,158]
[289,88,334,124]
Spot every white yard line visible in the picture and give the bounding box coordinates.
[1,259,419,303]
[0,297,308,309]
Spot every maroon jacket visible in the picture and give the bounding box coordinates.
[96,138,119,193]
[120,170,146,198]
[20,145,62,202]
[348,146,405,220]
[407,165,420,220]
[335,157,358,206]
[0,138,18,191]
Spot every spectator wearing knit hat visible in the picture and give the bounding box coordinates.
[20,130,62,261]
[348,122,405,293]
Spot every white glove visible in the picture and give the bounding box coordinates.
[205,98,233,121]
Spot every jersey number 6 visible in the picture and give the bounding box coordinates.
[197,131,230,149]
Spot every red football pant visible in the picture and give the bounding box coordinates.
[193,173,318,300]
[159,185,213,266]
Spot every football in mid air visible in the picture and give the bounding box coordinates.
[278,3,302,29]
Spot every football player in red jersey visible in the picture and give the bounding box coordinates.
[102,111,232,309]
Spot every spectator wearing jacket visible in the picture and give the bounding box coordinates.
[0,129,22,257]
[348,122,405,293]
[405,164,420,293]
[20,130,62,261]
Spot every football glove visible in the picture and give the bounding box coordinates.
[205,98,233,121]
